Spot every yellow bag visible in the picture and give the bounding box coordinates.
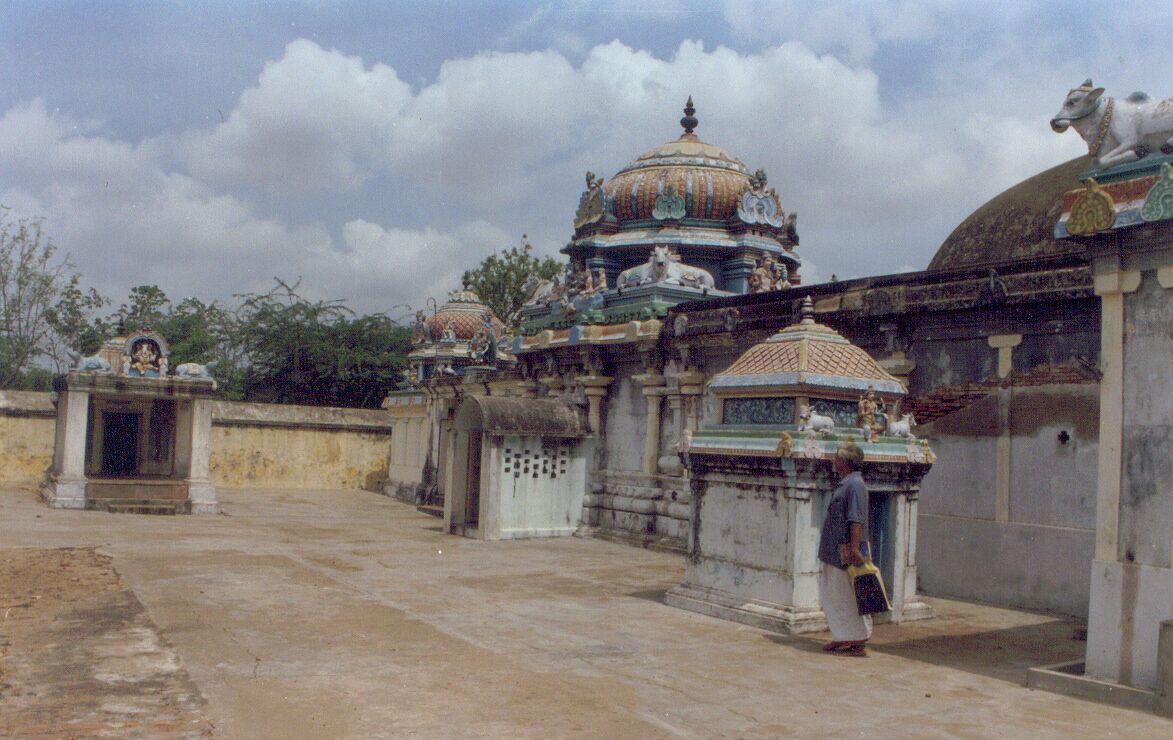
[847,560,891,615]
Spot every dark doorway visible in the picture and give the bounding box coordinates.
[465,430,482,526]
[102,412,139,476]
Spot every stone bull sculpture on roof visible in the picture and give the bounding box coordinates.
[1051,79,1173,169]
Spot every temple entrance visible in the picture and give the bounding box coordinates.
[464,430,482,526]
[101,412,139,476]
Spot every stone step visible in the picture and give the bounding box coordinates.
[89,499,189,515]
[415,504,444,519]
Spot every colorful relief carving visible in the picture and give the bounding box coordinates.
[737,169,786,227]
[573,171,606,229]
[652,183,686,220]
[1066,178,1116,235]
[124,335,167,378]
[1140,161,1173,222]
[749,252,791,293]
[1051,79,1173,169]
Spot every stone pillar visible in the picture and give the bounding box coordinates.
[671,369,706,433]
[42,387,89,509]
[633,371,666,475]
[985,334,1022,524]
[987,333,1023,379]
[721,253,758,294]
[1081,229,1171,692]
[578,375,613,434]
[1159,620,1173,718]
[185,398,218,514]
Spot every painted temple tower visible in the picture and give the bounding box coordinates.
[515,98,800,344]
[408,288,509,381]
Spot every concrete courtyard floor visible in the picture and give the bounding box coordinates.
[1,485,1169,739]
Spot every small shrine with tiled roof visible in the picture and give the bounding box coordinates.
[665,297,935,635]
[711,297,906,429]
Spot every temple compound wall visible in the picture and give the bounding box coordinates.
[0,392,392,492]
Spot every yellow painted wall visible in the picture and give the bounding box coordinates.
[210,424,390,490]
[0,391,56,484]
[208,401,392,491]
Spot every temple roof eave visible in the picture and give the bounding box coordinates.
[565,230,799,261]
[709,373,906,396]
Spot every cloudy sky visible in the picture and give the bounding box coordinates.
[1,1,1168,317]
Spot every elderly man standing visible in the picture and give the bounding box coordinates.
[818,442,871,657]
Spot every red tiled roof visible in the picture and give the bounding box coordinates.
[903,362,1100,424]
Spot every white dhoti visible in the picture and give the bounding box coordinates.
[820,562,873,642]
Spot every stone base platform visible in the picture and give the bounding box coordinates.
[665,583,828,634]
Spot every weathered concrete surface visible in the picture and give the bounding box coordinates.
[0,547,211,737]
[0,484,1168,738]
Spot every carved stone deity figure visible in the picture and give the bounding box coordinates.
[856,386,885,439]
[469,313,497,365]
[750,253,774,293]
[594,267,608,292]
[412,309,431,344]
[127,339,163,377]
[771,256,791,289]
[441,320,457,343]
[574,171,607,229]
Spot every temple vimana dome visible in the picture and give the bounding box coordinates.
[517,97,801,338]
[928,155,1092,271]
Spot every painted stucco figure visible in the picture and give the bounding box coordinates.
[1051,79,1173,169]
[616,245,715,289]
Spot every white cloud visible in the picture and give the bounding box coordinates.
[4,18,1160,319]
[0,98,510,315]
[184,39,412,192]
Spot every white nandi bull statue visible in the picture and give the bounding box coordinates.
[1051,79,1173,169]
[175,360,218,383]
[797,406,835,434]
[67,350,112,373]
[616,245,716,289]
[886,413,917,439]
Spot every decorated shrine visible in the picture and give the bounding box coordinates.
[666,298,935,633]
[41,329,219,514]
[514,98,800,348]
[408,287,510,381]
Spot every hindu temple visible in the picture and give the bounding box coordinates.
[41,329,219,514]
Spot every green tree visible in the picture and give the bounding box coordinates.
[44,275,109,372]
[0,207,98,386]
[116,284,171,332]
[234,279,410,408]
[460,236,562,328]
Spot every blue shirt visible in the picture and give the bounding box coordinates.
[818,471,869,569]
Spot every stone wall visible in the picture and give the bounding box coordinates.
[209,401,392,491]
[0,392,393,492]
[0,391,57,484]
[916,383,1098,617]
